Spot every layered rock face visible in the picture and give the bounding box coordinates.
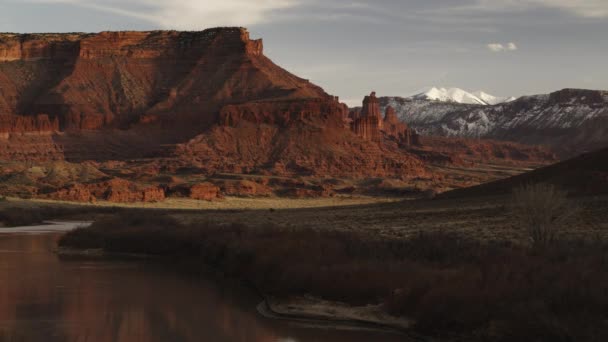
[0,28,435,189]
[219,99,346,127]
[0,28,326,133]
[47,178,165,203]
[0,28,561,203]
[0,114,59,135]
[188,183,222,201]
[0,28,340,162]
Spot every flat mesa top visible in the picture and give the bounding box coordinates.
[0,27,249,38]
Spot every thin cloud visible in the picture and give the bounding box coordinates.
[534,0,608,18]
[487,42,518,52]
[473,0,608,18]
[26,0,297,29]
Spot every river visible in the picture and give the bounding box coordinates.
[0,223,405,342]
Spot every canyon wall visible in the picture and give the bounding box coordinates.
[0,28,327,133]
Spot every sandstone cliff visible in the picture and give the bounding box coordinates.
[0,28,559,202]
[0,28,328,133]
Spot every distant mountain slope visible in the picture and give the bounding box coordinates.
[442,147,608,198]
[472,91,516,105]
[410,87,514,105]
[380,88,608,157]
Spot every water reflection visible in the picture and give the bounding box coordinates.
[0,234,404,342]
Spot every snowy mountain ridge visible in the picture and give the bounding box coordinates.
[410,87,515,105]
[379,88,608,157]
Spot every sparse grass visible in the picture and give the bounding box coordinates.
[17,195,398,210]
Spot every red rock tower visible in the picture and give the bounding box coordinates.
[351,91,382,142]
[361,92,381,119]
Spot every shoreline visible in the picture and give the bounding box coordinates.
[257,296,419,337]
[52,203,608,341]
[56,247,417,336]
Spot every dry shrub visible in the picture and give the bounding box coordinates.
[59,212,608,341]
[511,183,579,246]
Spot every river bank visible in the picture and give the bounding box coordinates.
[57,205,608,341]
[1,232,403,342]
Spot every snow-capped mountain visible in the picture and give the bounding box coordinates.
[379,88,608,157]
[410,87,515,105]
[472,91,517,105]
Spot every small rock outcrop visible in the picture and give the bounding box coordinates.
[189,182,222,201]
[46,178,165,203]
[219,180,272,197]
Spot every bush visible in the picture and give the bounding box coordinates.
[511,183,579,247]
[0,208,44,226]
[59,213,608,340]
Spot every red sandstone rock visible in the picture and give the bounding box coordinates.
[382,106,420,147]
[219,99,345,127]
[219,180,272,197]
[0,28,328,132]
[189,182,222,201]
[361,92,382,121]
[0,114,59,134]
[351,92,382,142]
[0,29,560,202]
[47,184,94,202]
[47,178,165,203]
[283,184,334,198]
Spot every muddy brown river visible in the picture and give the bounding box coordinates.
[0,224,404,341]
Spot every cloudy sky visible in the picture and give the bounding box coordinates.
[1,0,607,105]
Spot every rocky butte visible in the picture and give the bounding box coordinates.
[0,27,433,198]
[0,28,556,202]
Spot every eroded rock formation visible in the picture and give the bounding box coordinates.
[350,92,419,146]
[46,178,165,203]
[351,92,382,142]
[383,106,420,147]
[0,28,560,202]
[189,182,222,201]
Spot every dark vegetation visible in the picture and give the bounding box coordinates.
[59,210,608,341]
[441,147,608,199]
[0,205,124,227]
[511,183,580,246]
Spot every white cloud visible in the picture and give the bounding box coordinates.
[487,43,506,52]
[26,0,297,29]
[487,42,518,52]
